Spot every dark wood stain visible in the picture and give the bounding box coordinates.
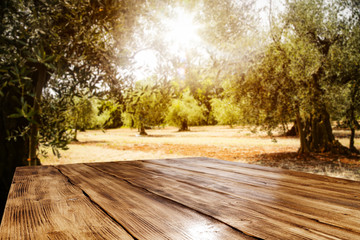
[0,157,359,239]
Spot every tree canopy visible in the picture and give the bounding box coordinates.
[122,79,171,135]
[166,90,206,131]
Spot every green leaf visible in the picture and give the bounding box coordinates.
[28,57,38,63]
[44,55,56,62]
[8,113,24,119]
[16,40,27,46]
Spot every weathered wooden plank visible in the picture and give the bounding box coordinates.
[89,160,360,240]
[0,165,134,240]
[108,160,360,220]
[149,158,360,204]
[57,163,253,240]
[187,157,360,192]
[142,159,360,228]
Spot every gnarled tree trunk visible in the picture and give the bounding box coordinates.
[297,107,350,154]
[296,65,350,154]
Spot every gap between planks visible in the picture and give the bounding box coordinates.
[54,166,139,240]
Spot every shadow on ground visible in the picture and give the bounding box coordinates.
[253,152,360,181]
[333,132,360,139]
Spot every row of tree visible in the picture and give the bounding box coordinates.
[66,83,239,136]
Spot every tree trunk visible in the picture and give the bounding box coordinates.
[301,65,350,154]
[139,123,147,136]
[348,82,359,153]
[28,64,47,166]
[296,112,310,153]
[0,63,47,218]
[0,88,28,219]
[179,120,189,132]
[73,115,79,142]
[283,121,298,136]
[349,127,358,153]
[309,108,334,152]
[72,111,79,142]
[0,118,27,219]
[298,107,350,154]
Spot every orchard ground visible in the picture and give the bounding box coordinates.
[40,125,360,181]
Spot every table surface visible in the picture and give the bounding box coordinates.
[0,157,359,239]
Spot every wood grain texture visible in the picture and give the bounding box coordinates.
[89,160,360,240]
[1,157,359,240]
[56,163,252,240]
[0,166,134,240]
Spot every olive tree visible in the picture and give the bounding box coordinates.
[211,98,241,127]
[0,0,143,216]
[232,0,358,153]
[122,78,172,135]
[166,90,206,131]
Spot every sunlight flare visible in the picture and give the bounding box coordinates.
[163,7,201,50]
[133,7,203,80]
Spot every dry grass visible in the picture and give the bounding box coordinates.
[40,125,360,181]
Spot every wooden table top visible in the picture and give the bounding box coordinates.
[0,157,359,239]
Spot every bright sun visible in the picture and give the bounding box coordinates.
[163,7,201,51]
[133,7,202,80]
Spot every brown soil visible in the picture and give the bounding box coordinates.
[70,139,360,181]
[42,126,360,181]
